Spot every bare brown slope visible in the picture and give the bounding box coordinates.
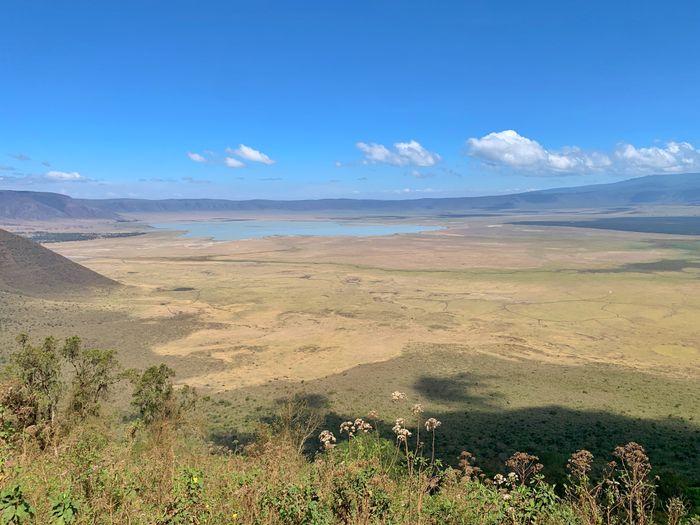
[0,229,118,296]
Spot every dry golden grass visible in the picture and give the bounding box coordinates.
[38,217,699,394]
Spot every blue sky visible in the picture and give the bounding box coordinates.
[1,0,699,200]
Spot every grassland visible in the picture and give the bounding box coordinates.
[1,214,699,499]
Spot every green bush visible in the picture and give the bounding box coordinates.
[0,485,34,525]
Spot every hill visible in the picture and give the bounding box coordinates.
[0,190,118,221]
[1,173,699,220]
[0,228,118,296]
[78,173,700,214]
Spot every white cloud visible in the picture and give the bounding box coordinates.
[45,170,84,181]
[357,140,441,167]
[614,142,700,173]
[467,130,611,174]
[228,144,275,165]
[357,142,394,164]
[187,152,207,163]
[468,130,547,167]
[467,130,700,176]
[224,157,245,168]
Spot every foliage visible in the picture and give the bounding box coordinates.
[61,336,122,418]
[9,334,62,427]
[49,492,78,525]
[158,467,208,524]
[0,485,33,525]
[130,364,177,425]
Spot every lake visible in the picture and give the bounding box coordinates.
[150,219,441,241]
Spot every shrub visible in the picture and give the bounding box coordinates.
[0,485,34,525]
[49,492,78,525]
[328,463,392,523]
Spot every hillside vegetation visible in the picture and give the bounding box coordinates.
[0,335,698,524]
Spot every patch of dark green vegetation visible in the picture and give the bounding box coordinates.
[583,259,700,274]
[19,231,146,243]
[511,216,700,235]
[208,346,700,511]
[171,287,196,292]
[645,239,700,255]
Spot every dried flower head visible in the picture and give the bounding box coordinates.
[392,418,412,443]
[367,409,379,419]
[411,403,424,415]
[391,391,407,402]
[354,418,372,433]
[319,430,336,450]
[567,449,594,479]
[395,428,412,443]
[505,452,543,485]
[458,451,482,479]
[339,421,356,437]
[425,417,441,432]
[613,442,651,477]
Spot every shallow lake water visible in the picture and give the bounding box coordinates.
[150,219,441,240]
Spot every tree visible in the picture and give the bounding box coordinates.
[130,364,176,424]
[61,336,122,418]
[9,334,63,426]
[130,365,197,427]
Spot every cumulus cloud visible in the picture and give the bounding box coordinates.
[228,144,275,165]
[467,130,611,174]
[45,170,84,181]
[224,157,245,168]
[614,142,700,173]
[187,152,207,163]
[467,130,699,176]
[357,140,441,167]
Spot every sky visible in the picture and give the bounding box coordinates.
[1,0,699,200]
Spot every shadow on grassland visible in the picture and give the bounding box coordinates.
[206,348,700,505]
[322,382,698,506]
[210,381,699,505]
[410,396,698,498]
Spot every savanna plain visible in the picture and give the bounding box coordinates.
[1,212,699,522]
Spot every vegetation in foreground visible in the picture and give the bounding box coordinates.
[0,336,698,524]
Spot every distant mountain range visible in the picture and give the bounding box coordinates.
[0,190,117,221]
[1,173,699,221]
[0,228,118,296]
